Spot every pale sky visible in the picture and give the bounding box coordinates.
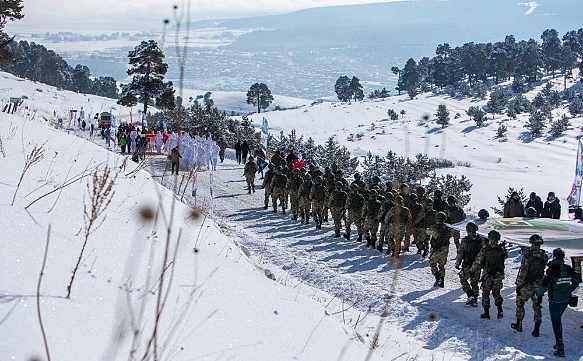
[10,0,400,32]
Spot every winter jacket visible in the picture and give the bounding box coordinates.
[433,197,447,213]
[526,196,544,217]
[169,149,181,163]
[410,201,425,227]
[364,199,383,219]
[516,247,548,287]
[347,192,365,211]
[542,199,561,219]
[243,160,258,177]
[447,204,465,224]
[538,259,580,303]
[430,223,451,252]
[330,189,348,208]
[477,244,507,276]
[310,183,326,201]
[270,153,285,169]
[458,235,483,269]
[504,199,525,218]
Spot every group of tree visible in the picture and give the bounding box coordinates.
[334,75,364,102]
[118,40,175,115]
[392,28,583,97]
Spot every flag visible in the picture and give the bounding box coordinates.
[567,138,583,206]
[260,117,269,153]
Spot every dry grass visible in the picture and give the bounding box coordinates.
[11,144,45,206]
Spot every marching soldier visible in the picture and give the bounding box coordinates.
[455,222,483,306]
[345,183,365,242]
[329,181,348,237]
[474,230,507,320]
[429,212,451,287]
[363,190,383,248]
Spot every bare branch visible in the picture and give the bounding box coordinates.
[11,144,45,206]
[36,225,52,361]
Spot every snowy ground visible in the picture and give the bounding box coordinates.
[1,72,583,361]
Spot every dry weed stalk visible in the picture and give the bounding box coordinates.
[36,225,52,361]
[11,144,45,206]
[66,166,117,298]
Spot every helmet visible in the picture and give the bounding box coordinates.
[525,207,537,218]
[425,198,434,206]
[434,189,443,198]
[410,194,418,201]
[354,172,361,180]
[335,181,343,189]
[447,195,456,204]
[478,209,490,220]
[436,212,447,223]
[488,230,501,241]
[529,234,543,245]
[372,175,381,183]
[395,195,404,204]
[466,222,478,233]
[369,190,378,197]
[552,248,565,259]
[315,176,323,183]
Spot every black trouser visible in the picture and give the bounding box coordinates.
[549,302,568,350]
[171,161,179,175]
[242,151,248,163]
[236,151,241,164]
[121,145,126,154]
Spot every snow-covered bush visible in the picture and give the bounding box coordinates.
[435,104,450,128]
[549,114,570,138]
[426,173,473,207]
[387,109,399,120]
[525,110,546,137]
[568,94,583,116]
[507,94,532,115]
[467,106,486,127]
[497,124,508,138]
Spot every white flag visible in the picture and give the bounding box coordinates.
[567,138,583,206]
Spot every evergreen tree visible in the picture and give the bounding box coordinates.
[391,66,402,95]
[350,76,364,101]
[559,46,578,90]
[516,39,542,82]
[435,104,450,128]
[568,94,583,116]
[71,65,91,94]
[525,110,546,137]
[549,114,570,138]
[118,40,168,115]
[467,106,486,127]
[541,29,562,75]
[562,30,582,55]
[203,91,214,110]
[246,82,274,113]
[155,82,176,110]
[400,58,419,99]
[484,89,508,119]
[0,0,23,60]
[334,75,352,102]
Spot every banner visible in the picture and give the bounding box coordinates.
[451,217,583,257]
[567,138,583,207]
[260,117,269,153]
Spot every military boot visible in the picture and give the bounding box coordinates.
[343,232,351,240]
[511,320,523,332]
[480,307,490,319]
[376,243,383,252]
[531,321,541,337]
[356,234,363,242]
[437,277,445,288]
[433,276,440,288]
[497,305,504,319]
[334,230,341,238]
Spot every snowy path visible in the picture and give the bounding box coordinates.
[150,159,583,361]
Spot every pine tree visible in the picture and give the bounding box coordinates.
[541,29,562,75]
[246,83,274,113]
[391,66,402,95]
[496,123,508,138]
[549,114,570,138]
[569,94,583,115]
[484,89,508,119]
[400,58,419,99]
[335,75,352,102]
[435,104,450,128]
[0,0,23,60]
[350,76,364,101]
[362,152,386,183]
[467,106,486,127]
[525,110,546,137]
[71,65,91,94]
[155,82,176,110]
[559,46,578,90]
[118,40,168,115]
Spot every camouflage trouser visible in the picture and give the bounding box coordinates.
[264,187,271,207]
[430,248,449,279]
[404,224,412,250]
[459,266,480,298]
[390,223,407,256]
[290,192,300,217]
[364,218,380,242]
[283,189,289,209]
[515,283,543,323]
[451,229,461,250]
[481,273,504,309]
[331,207,345,233]
[311,199,325,225]
[345,209,363,236]
[379,222,390,247]
[299,195,311,222]
[272,188,285,212]
[245,174,256,191]
[413,227,427,252]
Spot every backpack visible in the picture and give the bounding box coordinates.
[525,250,548,283]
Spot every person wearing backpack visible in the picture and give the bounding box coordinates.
[536,248,580,357]
[511,234,549,336]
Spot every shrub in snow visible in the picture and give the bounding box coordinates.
[568,94,583,116]
[532,93,546,109]
[507,94,532,115]
[426,173,473,207]
[483,89,509,118]
[454,112,462,119]
[549,114,570,138]
[525,110,546,137]
[497,124,508,138]
[400,109,406,118]
[435,104,450,128]
[473,82,489,99]
[387,109,399,120]
[467,106,486,127]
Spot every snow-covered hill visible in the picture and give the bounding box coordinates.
[247,77,583,217]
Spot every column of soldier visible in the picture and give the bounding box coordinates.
[259,161,573,347]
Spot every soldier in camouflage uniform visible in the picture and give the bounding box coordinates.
[363,190,383,248]
[446,195,466,250]
[288,169,303,220]
[351,172,366,189]
[455,222,483,306]
[429,212,451,287]
[270,168,288,214]
[344,183,365,242]
[262,163,276,210]
[388,195,411,258]
[419,198,435,257]
[298,174,313,224]
[511,234,549,336]
[329,181,348,237]
[323,167,336,222]
[310,176,327,229]
[378,191,395,253]
[409,193,425,254]
[474,230,507,320]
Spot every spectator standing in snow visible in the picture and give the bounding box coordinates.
[526,192,544,217]
[234,140,242,164]
[154,131,163,154]
[504,191,525,218]
[118,133,127,154]
[542,192,561,219]
[241,140,250,164]
[169,147,181,175]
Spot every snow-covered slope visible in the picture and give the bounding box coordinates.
[0,74,377,361]
[247,77,583,217]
